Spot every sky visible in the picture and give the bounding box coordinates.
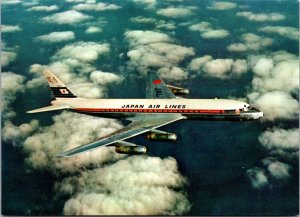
[1,0,299,215]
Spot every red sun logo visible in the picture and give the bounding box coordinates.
[153,79,161,84]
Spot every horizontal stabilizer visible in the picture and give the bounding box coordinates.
[26,104,71,113]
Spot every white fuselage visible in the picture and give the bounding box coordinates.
[52,98,263,121]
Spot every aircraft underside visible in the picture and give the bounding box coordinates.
[74,110,258,121]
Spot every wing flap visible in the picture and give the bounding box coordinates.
[27,104,71,113]
[57,114,185,157]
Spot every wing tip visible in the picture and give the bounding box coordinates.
[56,153,69,158]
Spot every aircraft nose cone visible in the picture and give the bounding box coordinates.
[256,111,263,119]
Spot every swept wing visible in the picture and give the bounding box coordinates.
[58,114,185,157]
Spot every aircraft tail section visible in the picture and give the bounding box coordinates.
[43,70,77,99]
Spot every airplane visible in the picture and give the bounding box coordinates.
[27,69,263,157]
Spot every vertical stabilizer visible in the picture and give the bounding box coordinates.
[43,70,77,99]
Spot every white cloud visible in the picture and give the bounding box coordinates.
[125,30,194,75]
[248,91,298,121]
[203,59,234,78]
[85,26,102,34]
[227,43,247,52]
[232,59,248,74]
[22,1,39,7]
[132,0,156,9]
[73,3,121,11]
[125,30,171,46]
[259,128,299,150]
[267,161,291,180]
[130,16,156,24]
[35,31,75,43]
[244,33,273,50]
[1,25,21,33]
[237,11,285,22]
[158,66,187,81]
[227,33,274,52]
[259,26,299,41]
[156,20,176,30]
[189,56,247,79]
[28,63,102,99]
[1,72,25,120]
[157,7,194,18]
[25,64,49,90]
[2,120,39,146]
[1,51,17,67]
[252,57,274,76]
[60,156,190,215]
[247,168,268,189]
[188,22,211,32]
[2,0,22,5]
[5,111,190,214]
[188,21,229,39]
[208,1,237,10]
[247,159,292,189]
[42,10,92,24]
[262,158,291,180]
[52,41,110,63]
[66,0,86,2]
[248,52,299,93]
[188,55,212,71]
[200,58,247,79]
[90,70,124,85]
[28,5,59,12]
[29,41,116,99]
[21,111,124,172]
[201,29,229,39]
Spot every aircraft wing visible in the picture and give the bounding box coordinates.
[146,70,176,99]
[57,114,185,157]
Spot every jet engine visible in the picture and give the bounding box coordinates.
[146,129,177,141]
[115,141,147,154]
[167,85,189,96]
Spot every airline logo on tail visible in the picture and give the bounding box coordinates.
[46,76,58,84]
[59,89,69,94]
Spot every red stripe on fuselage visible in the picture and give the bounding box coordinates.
[74,108,225,114]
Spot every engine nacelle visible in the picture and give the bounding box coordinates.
[167,85,189,96]
[115,145,147,155]
[146,130,177,141]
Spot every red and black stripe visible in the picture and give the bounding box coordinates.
[74,108,225,114]
[50,87,77,98]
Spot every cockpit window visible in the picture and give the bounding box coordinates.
[247,105,260,111]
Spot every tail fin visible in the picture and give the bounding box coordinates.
[43,70,77,99]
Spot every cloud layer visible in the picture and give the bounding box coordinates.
[247,51,299,120]
[59,156,190,215]
[28,5,59,12]
[1,25,21,33]
[259,26,299,41]
[207,1,237,10]
[73,2,121,11]
[125,30,194,80]
[1,72,25,120]
[227,33,273,52]
[189,55,247,79]
[237,11,285,22]
[157,7,194,18]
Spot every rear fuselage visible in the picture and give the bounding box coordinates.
[52,98,263,121]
